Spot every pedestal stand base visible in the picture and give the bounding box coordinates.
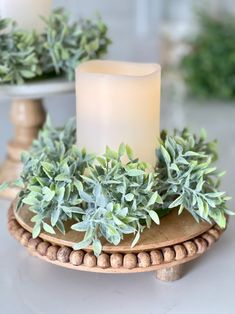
[0,99,45,199]
[8,202,224,281]
[156,265,183,281]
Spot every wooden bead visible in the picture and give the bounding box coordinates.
[28,237,42,250]
[84,253,97,267]
[194,238,207,253]
[20,232,31,246]
[8,210,15,222]
[37,241,50,256]
[110,253,123,268]
[123,253,137,269]
[208,228,220,240]
[57,247,72,263]
[162,247,175,262]
[15,227,25,240]
[69,250,84,266]
[214,225,222,232]
[201,233,215,246]
[183,241,197,256]
[174,245,187,260]
[97,253,110,269]
[137,252,151,268]
[150,250,163,265]
[46,246,59,261]
[8,220,19,233]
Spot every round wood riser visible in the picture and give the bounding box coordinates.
[7,205,224,281]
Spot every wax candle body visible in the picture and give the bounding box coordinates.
[0,0,51,32]
[76,60,161,166]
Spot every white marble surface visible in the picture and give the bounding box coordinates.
[1,194,235,314]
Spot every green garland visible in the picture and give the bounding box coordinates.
[2,118,232,256]
[0,8,111,84]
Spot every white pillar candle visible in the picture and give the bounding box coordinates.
[76,60,161,166]
[0,0,51,33]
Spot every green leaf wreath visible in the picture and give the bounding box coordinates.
[5,118,232,256]
[181,10,235,99]
[0,8,111,84]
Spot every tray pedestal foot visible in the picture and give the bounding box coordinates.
[156,265,183,282]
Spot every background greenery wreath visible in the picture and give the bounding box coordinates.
[0,8,111,84]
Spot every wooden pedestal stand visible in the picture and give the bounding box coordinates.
[0,79,74,199]
[8,200,224,281]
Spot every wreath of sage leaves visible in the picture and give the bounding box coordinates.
[0,19,41,84]
[157,128,232,228]
[3,118,231,256]
[39,8,111,81]
[0,8,111,84]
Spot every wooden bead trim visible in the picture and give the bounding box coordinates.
[8,206,224,272]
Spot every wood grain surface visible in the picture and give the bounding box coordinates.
[15,202,213,253]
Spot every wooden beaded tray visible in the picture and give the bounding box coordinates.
[8,201,224,281]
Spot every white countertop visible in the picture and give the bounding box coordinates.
[1,198,235,314]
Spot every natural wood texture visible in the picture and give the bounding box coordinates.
[15,202,213,253]
[0,79,75,200]
[156,265,183,281]
[8,202,224,280]
[0,99,45,199]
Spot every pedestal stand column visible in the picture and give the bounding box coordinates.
[0,98,46,199]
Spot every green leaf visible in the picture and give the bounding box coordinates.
[13,178,25,188]
[147,191,162,207]
[169,195,184,208]
[131,231,140,248]
[149,210,160,225]
[73,238,92,250]
[197,197,204,216]
[118,143,126,158]
[32,222,41,238]
[71,221,89,232]
[51,207,61,226]
[126,144,133,160]
[125,193,134,202]
[55,174,71,182]
[22,195,37,206]
[56,220,65,234]
[127,169,145,177]
[43,222,56,234]
[178,204,184,215]
[42,187,55,202]
[79,190,93,203]
[160,145,171,164]
[93,239,102,257]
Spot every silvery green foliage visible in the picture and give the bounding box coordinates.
[17,117,94,238]
[157,128,231,229]
[0,18,41,84]
[40,8,111,81]
[71,145,163,256]
[12,118,232,256]
[0,8,111,84]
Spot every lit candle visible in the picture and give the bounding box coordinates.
[0,0,51,33]
[76,60,161,166]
